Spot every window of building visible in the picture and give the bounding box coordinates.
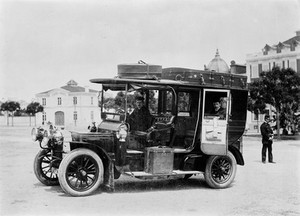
[73,111,77,121]
[287,60,290,68]
[269,62,271,71]
[263,45,269,55]
[250,65,252,78]
[273,62,276,68]
[282,61,285,69]
[276,47,281,53]
[297,59,300,73]
[73,97,77,105]
[252,65,259,78]
[258,64,262,74]
[42,98,46,106]
[263,47,269,55]
[91,111,94,121]
[91,97,94,105]
[42,112,46,123]
[58,97,62,105]
[291,41,296,51]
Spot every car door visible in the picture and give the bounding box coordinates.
[201,89,230,155]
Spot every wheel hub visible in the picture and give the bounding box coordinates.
[77,168,88,179]
[212,158,231,182]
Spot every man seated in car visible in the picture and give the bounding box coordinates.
[210,99,226,119]
[128,95,153,132]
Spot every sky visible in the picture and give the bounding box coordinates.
[0,0,299,103]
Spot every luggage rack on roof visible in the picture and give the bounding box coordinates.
[92,64,248,90]
[162,67,247,89]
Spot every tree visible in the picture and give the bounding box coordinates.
[114,91,125,109]
[249,67,300,138]
[26,102,44,126]
[247,95,267,132]
[0,101,21,126]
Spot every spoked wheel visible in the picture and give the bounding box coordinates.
[33,149,60,186]
[58,148,104,196]
[204,151,237,189]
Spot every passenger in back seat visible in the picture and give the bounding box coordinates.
[210,99,226,119]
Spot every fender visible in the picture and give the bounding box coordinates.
[228,145,244,165]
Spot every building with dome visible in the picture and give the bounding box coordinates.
[35,80,100,130]
[207,49,230,73]
[206,49,246,75]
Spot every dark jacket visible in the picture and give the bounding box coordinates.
[128,106,153,131]
[260,122,273,144]
[210,107,226,119]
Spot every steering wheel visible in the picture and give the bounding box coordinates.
[153,115,175,130]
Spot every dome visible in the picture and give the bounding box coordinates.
[67,80,78,86]
[207,49,230,73]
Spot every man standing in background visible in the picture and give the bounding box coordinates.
[260,115,275,163]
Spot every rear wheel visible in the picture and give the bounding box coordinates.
[33,149,60,186]
[58,148,104,196]
[204,151,237,189]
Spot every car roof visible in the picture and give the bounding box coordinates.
[90,76,248,91]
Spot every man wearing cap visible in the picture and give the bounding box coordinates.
[210,99,226,119]
[260,115,275,163]
[128,95,153,131]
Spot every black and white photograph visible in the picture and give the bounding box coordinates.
[0,0,300,215]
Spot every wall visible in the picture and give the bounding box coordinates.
[0,115,37,126]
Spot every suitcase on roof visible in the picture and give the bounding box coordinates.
[118,64,162,79]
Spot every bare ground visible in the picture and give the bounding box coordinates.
[0,126,299,216]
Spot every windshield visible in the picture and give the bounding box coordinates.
[100,84,175,122]
[100,89,126,121]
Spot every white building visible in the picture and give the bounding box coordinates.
[246,30,300,79]
[35,80,101,130]
[245,30,300,133]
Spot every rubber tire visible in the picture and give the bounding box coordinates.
[58,148,104,196]
[204,151,237,189]
[33,149,59,186]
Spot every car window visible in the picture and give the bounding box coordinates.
[204,91,228,120]
[178,92,191,116]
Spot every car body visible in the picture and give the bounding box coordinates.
[33,64,248,196]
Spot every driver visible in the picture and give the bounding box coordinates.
[128,95,153,132]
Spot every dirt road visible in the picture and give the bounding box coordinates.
[0,126,299,216]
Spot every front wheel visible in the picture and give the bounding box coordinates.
[33,149,60,186]
[58,148,104,196]
[204,151,237,189]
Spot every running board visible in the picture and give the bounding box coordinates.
[124,170,202,178]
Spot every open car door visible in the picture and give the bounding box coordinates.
[201,89,230,155]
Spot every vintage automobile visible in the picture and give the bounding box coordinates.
[32,63,248,196]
